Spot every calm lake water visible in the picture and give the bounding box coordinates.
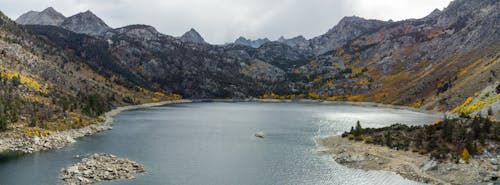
[0,102,441,185]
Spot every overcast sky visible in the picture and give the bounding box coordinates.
[3,0,452,44]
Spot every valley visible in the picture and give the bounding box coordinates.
[0,0,499,184]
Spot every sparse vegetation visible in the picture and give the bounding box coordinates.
[342,116,500,161]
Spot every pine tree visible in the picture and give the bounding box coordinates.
[0,113,7,131]
[385,130,392,147]
[354,120,362,136]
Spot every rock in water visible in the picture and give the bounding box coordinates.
[60,153,145,185]
[255,131,265,138]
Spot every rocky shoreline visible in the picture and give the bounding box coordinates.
[60,153,145,185]
[0,100,192,154]
[319,136,500,184]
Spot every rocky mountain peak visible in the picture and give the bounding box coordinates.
[60,10,111,36]
[15,7,66,26]
[179,28,206,44]
[308,15,388,55]
[42,7,58,14]
[422,8,443,21]
[234,37,270,48]
[277,35,308,47]
[108,24,162,41]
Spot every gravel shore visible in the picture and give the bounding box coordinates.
[319,136,500,184]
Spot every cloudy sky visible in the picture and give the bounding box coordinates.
[3,0,452,44]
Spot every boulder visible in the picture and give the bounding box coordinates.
[421,160,438,172]
[255,131,265,138]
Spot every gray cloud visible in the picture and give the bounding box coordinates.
[3,0,452,44]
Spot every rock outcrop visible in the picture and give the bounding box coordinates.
[60,153,145,185]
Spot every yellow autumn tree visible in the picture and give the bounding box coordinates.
[461,148,469,163]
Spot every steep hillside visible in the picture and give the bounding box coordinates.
[0,12,179,132]
[291,0,499,113]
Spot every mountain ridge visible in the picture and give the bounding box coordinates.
[6,0,500,117]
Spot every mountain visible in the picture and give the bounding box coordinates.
[234,37,270,48]
[179,28,206,44]
[15,7,66,26]
[9,0,500,116]
[296,0,499,112]
[26,23,292,98]
[60,10,111,36]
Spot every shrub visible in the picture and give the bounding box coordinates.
[363,136,374,143]
[354,135,364,141]
[347,134,355,140]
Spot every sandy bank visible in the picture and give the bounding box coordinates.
[319,136,500,184]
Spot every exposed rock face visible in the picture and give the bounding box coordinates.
[254,42,313,70]
[234,36,270,48]
[15,7,66,26]
[179,28,206,44]
[277,35,308,47]
[60,154,145,185]
[307,16,388,55]
[105,24,162,41]
[61,10,111,36]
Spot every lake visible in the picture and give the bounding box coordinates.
[0,102,440,185]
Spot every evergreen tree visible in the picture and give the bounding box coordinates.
[385,130,392,147]
[0,114,7,131]
[354,120,362,136]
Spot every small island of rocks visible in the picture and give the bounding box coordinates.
[60,153,145,185]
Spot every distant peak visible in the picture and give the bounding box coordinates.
[339,16,365,23]
[82,10,95,15]
[61,9,111,36]
[43,7,56,12]
[180,28,206,44]
[16,7,65,26]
